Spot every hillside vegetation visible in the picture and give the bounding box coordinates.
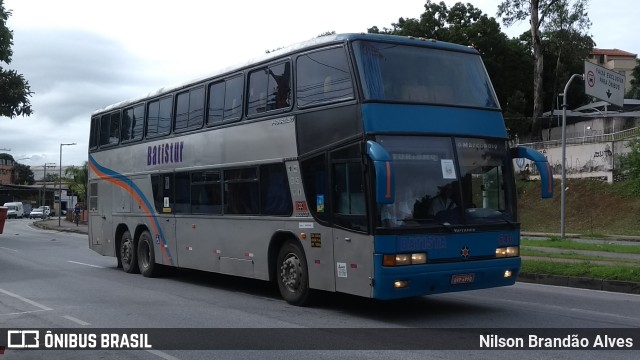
[517,179,640,236]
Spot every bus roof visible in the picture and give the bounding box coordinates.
[92,33,479,115]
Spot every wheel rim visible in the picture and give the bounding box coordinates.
[280,252,302,293]
[122,238,133,265]
[139,237,150,269]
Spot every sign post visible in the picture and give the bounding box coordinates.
[584,61,626,107]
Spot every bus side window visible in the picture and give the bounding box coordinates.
[300,153,328,222]
[260,163,292,216]
[331,144,367,232]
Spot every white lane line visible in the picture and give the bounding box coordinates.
[63,315,91,326]
[0,246,18,252]
[67,261,106,269]
[0,288,53,311]
[146,349,181,360]
[1,309,50,316]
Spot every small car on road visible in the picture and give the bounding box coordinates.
[29,207,47,219]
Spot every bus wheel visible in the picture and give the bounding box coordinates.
[137,230,158,277]
[120,230,139,274]
[277,241,312,306]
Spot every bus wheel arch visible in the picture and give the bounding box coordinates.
[271,233,313,306]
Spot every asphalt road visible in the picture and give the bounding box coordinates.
[1,218,639,360]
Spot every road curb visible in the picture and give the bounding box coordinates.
[518,272,640,294]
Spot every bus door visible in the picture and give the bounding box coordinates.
[89,181,107,255]
[150,173,177,266]
[331,144,373,297]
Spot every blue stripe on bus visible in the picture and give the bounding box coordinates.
[361,103,508,137]
[89,154,174,266]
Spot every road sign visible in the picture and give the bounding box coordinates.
[584,61,625,107]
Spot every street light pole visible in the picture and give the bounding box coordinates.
[561,73,584,238]
[59,143,77,226]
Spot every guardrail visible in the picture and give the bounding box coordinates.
[519,126,640,150]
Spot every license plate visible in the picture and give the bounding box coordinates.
[451,273,475,285]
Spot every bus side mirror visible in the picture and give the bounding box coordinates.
[367,141,395,204]
[511,146,553,199]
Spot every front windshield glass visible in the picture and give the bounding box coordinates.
[375,136,514,229]
[352,40,499,109]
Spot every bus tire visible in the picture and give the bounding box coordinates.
[137,230,158,277]
[276,241,313,306]
[120,230,139,274]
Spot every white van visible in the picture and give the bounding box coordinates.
[3,202,24,219]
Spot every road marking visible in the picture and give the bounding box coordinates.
[146,350,181,360]
[0,288,53,311]
[0,246,18,252]
[63,315,91,326]
[67,261,106,269]
[1,309,50,316]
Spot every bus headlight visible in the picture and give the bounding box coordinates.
[383,253,428,266]
[496,246,519,258]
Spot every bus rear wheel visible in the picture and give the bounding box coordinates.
[276,241,312,306]
[137,230,159,277]
[120,230,139,274]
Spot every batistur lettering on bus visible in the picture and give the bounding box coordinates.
[147,141,184,166]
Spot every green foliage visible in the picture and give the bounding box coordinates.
[0,0,33,118]
[620,138,640,195]
[65,162,88,202]
[14,163,34,185]
[498,0,592,139]
[522,260,640,282]
[626,59,640,99]
[521,238,640,254]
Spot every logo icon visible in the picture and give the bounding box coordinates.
[7,330,40,348]
[460,246,471,259]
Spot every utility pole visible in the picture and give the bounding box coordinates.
[42,163,56,207]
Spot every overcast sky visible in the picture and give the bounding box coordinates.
[1,0,638,170]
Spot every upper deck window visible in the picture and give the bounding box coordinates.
[208,75,243,125]
[146,96,172,138]
[352,41,499,109]
[175,86,204,132]
[121,104,144,143]
[247,62,291,116]
[296,46,354,107]
[99,112,120,147]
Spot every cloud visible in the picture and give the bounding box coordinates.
[1,28,164,167]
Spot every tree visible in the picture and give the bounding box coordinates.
[498,0,591,140]
[626,59,640,99]
[0,0,33,118]
[65,162,88,202]
[14,163,34,184]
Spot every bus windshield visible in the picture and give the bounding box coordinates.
[376,136,515,229]
[352,40,499,109]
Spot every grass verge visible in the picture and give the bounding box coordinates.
[521,260,640,282]
[521,248,640,266]
[521,238,640,254]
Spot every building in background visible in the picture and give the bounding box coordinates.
[587,48,637,92]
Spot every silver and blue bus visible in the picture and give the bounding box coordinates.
[88,33,553,305]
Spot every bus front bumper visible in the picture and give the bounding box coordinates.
[372,256,521,300]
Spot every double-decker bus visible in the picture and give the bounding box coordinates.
[88,33,552,305]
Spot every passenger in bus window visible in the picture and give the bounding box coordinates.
[428,183,457,217]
